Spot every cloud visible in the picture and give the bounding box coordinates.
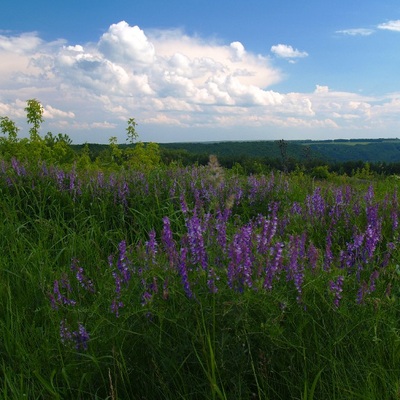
[44,105,75,119]
[0,21,400,142]
[98,21,155,65]
[336,28,375,36]
[270,44,308,60]
[0,32,42,54]
[377,20,400,32]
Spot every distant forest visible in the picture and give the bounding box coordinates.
[74,138,400,176]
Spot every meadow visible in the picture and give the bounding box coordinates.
[1,155,400,399]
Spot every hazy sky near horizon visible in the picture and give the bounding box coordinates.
[1,0,400,143]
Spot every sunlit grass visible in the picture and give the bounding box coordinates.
[1,158,399,399]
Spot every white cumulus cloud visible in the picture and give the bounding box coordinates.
[270,44,308,60]
[0,21,400,142]
[377,20,400,32]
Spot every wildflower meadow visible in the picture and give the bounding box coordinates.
[1,154,400,399]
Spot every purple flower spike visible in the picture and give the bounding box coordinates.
[145,229,158,265]
[329,276,344,308]
[186,213,208,270]
[162,217,178,268]
[178,247,193,298]
[73,323,90,351]
[70,259,95,293]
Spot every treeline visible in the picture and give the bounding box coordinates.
[3,99,400,178]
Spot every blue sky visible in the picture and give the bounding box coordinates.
[1,1,400,143]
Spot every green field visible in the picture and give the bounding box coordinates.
[1,157,400,399]
[1,102,400,398]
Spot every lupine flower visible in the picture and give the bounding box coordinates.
[118,180,129,207]
[356,281,369,305]
[52,279,76,309]
[391,210,398,233]
[162,216,178,268]
[256,210,278,256]
[228,223,254,291]
[117,240,131,283]
[70,258,95,293]
[291,202,302,215]
[186,213,208,270]
[307,243,319,272]
[178,247,193,298]
[215,208,231,252]
[306,187,325,219]
[329,276,344,308]
[364,185,374,203]
[111,299,124,317]
[287,235,305,302]
[207,267,219,294]
[59,320,90,351]
[365,224,380,260]
[145,229,158,265]
[263,242,284,290]
[73,323,90,351]
[11,157,25,176]
[368,270,379,293]
[60,319,73,344]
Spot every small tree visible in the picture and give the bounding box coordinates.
[0,116,19,142]
[276,139,288,173]
[25,99,44,142]
[126,118,138,144]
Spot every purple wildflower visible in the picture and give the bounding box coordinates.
[291,202,302,215]
[207,267,219,294]
[391,210,398,233]
[368,270,379,293]
[178,247,193,298]
[162,217,178,268]
[52,279,76,308]
[307,243,319,272]
[118,179,129,207]
[60,319,73,344]
[117,240,131,283]
[11,157,25,176]
[145,229,158,265]
[356,282,369,305]
[329,276,344,308]
[306,187,325,219]
[73,323,90,351]
[227,224,253,291]
[364,185,374,204]
[70,258,94,293]
[186,213,208,270]
[256,212,278,255]
[59,320,90,351]
[215,208,231,252]
[263,242,284,290]
[111,299,124,317]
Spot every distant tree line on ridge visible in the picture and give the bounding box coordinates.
[2,99,400,178]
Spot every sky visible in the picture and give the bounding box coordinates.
[1,1,400,144]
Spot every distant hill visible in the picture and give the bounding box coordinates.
[160,138,400,163]
[72,138,400,164]
[296,139,400,163]
[160,140,309,161]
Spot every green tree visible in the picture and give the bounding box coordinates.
[276,139,288,173]
[0,116,19,142]
[126,118,139,144]
[77,143,92,171]
[25,99,44,142]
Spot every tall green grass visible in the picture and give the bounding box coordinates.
[0,159,399,399]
